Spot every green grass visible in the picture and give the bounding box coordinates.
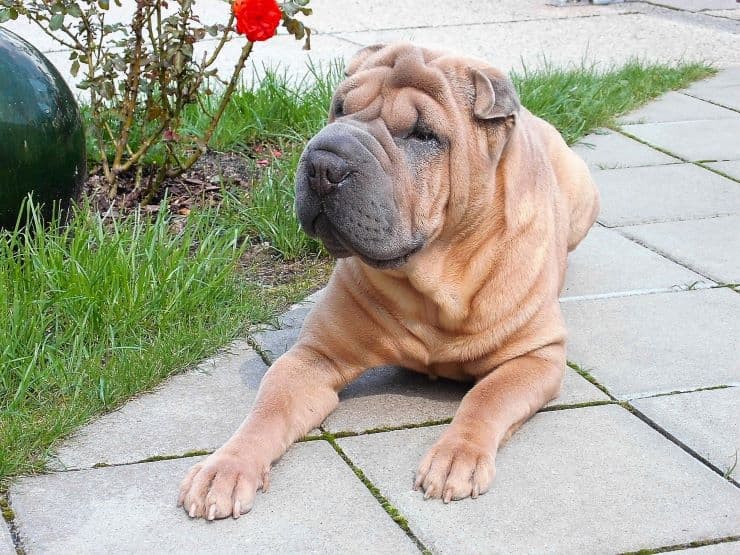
[513,59,714,144]
[0,201,304,480]
[0,58,715,483]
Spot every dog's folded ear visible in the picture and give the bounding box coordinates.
[345,44,386,76]
[472,68,521,120]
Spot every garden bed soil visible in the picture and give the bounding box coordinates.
[82,150,254,218]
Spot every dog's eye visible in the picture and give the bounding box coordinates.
[408,123,438,143]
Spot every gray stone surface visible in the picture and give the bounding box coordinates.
[51,342,273,470]
[684,67,740,111]
[309,0,636,33]
[593,164,740,227]
[324,366,607,434]
[0,521,14,555]
[633,387,739,478]
[336,14,740,73]
[251,301,315,362]
[562,226,707,298]
[10,442,417,554]
[706,9,740,21]
[622,119,740,162]
[338,405,740,554]
[650,0,738,10]
[563,288,740,399]
[618,91,738,124]
[620,215,740,284]
[572,130,677,171]
[324,367,468,433]
[684,542,740,554]
[706,160,740,181]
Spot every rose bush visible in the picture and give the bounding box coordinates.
[0,0,312,200]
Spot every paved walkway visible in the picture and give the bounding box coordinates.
[2,2,740,554]
[2,0,740,89]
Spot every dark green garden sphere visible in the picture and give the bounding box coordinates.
[0,27,86,229]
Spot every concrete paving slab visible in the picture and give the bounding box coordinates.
[593,164,740,227]
[251,301,316,363]
[50,341,273,470]
[633,387,739,478]
[562,226,708,298]
[617,91,738,124]
[650,0,739,10]
[338,405,740,554]
[336,14,740,73]
[686,66,740,90]
[10,442,418,554]
[620,215,740,284]
[706,160,740,181]
[0,521,14,555]
[683,542,740,554]
[323,366,606,434]
[684,73,740,112]
[563,288,740,399]
[572,130,677,171]
[706,10,740,21]
[622,119,740,162]
[308,0,636,33]
[324,367,469,433]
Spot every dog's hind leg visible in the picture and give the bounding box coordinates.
[562,152,600,251]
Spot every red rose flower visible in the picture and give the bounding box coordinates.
[233,0,282,42]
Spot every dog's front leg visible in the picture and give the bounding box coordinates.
[415,343,565,502]
[178,343,359,520]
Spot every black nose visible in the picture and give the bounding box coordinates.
[306,149,349,196]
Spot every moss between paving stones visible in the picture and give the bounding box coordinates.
[567,361,616,399]
[322,432,430,554]
[621,535,740,555]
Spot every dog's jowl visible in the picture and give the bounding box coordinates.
[178,43,599,520]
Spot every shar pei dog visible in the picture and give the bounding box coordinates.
[179,42,599,520]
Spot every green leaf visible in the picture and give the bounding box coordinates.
[98,0,110,9]
[49,13,64,31]
[70,60,80,77]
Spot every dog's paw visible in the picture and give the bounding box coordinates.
[413,437,495,503]
[177,450,270,520]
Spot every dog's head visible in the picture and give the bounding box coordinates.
[295,43,521,269]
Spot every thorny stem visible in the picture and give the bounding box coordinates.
[112,2,149,177]
[203,13,236,68]
[170,41,254,178]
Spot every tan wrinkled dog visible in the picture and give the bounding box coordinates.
[179,43,599,520]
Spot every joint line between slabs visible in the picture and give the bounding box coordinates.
[320,428,431,554]
[612,227,729,285]
[679,91,740,115]
[620,403,740,488]
[1,493,26,555]
[623,383,738,402]
[619,535,740,555]
[614,126,740,184]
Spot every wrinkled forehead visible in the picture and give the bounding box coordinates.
[336,46,474,129]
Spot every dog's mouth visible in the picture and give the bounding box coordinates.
[312,212,423,270]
